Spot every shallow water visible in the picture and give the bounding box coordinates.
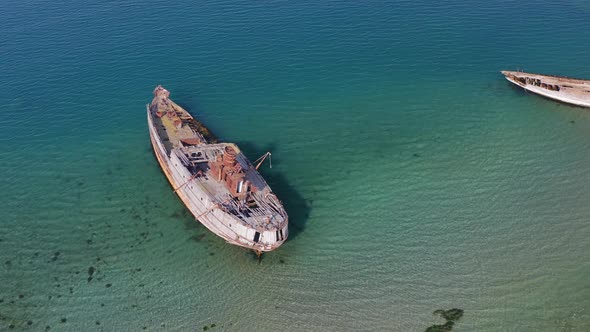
[1,0,589,331]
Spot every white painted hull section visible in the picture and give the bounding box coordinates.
[504,76,590,108]
[147,109,287,252]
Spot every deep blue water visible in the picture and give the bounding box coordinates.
[1,1,589,331]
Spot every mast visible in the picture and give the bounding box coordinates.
[254,152,272,170]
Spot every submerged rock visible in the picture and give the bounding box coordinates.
[425,308,464,332]
[433,308,463,322]
[191,234,206,242]
[202,323,217,331]
[425,321,454,332]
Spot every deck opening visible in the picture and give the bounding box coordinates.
[253,232,261,243]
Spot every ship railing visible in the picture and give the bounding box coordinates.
[219,192,279,225]
[243,193,286,224]
[252,192,285,217]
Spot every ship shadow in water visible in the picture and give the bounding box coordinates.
[235,141,311,242]
[504,81,530,96]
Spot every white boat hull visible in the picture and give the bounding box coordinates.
[502,71,590,108]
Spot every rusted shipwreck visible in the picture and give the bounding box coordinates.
[501,70,590,108]
[147,86,288,254]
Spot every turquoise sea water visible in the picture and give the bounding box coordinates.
[1,0,590,331]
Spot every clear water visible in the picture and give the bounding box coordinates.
[1,0,589,331]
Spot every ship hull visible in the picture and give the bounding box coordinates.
[147,109,287,252]
[501,71,590,108]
